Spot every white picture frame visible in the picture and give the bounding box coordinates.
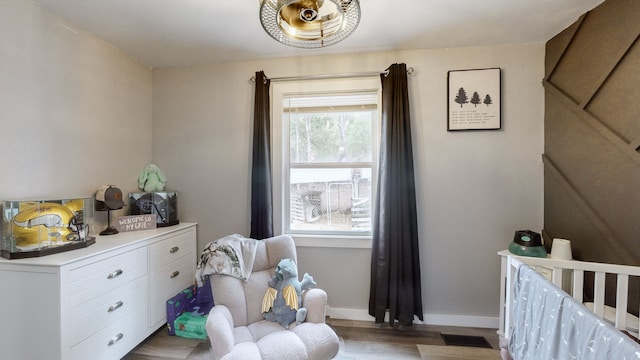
[447,68,501,131]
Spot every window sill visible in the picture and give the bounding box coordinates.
[288,234,372,249]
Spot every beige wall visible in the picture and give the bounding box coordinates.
[0,0,152,230]
[153,45,545,327]
[2,0,545,328]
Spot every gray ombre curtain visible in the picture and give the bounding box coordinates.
[250,71,273,239]
[369,63,423,326]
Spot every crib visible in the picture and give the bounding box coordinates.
[498,250,640,359]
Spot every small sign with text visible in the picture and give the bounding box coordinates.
[117,214,156,232]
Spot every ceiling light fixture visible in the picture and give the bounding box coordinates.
[259,0,361,48]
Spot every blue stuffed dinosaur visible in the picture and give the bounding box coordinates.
[261,258,316,329]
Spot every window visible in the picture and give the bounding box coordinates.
[272,78,380,244]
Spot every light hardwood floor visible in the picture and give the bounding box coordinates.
[122,318,501,360]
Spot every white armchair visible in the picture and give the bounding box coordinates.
[205,235,340,360]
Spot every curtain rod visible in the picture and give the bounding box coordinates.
[250,67,415,83]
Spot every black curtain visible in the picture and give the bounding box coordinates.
[250,71,273,239]
[369,63,423,326]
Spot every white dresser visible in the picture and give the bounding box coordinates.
[0,222,197,360]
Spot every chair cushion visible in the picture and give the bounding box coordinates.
[255,330,308,360]
[291,323,340,360]
[234,321,338,360]
[220,342,262,360]
[247,320,288,341]
[232,326,253,344]
[244,270,273,324]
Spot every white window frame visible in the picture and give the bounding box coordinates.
[271,77,381,248]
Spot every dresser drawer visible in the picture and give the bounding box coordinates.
[149,229,196,272]
[71,303,148,360]
[70,275,146,346]
[69,246,147,308]
[148,255,195,326]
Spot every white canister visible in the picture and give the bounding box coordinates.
[550,238,573,260]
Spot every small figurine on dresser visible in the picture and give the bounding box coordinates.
[138,163,167,192]
[130,164,179,227]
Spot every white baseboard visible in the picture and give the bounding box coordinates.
[419,313,499,329]
[327,307,499,329]
[327,307,374,322]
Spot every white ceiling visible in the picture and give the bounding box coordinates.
[32,0,605,68]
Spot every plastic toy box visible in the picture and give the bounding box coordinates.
[128,192,179,227]
[1,197,95,259]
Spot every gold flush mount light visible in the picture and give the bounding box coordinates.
[259,0,361,48]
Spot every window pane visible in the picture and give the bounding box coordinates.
[289,111,373,163]
[289,168,372,232]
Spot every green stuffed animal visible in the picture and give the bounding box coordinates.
[138,163,167,192]
[261,258,316,329]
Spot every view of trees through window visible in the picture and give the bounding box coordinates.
[285,93,377,234]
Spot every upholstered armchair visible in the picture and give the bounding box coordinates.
[205,234,340,360]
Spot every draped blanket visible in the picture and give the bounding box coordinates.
[509,264,640,360]
[196,234,259,286]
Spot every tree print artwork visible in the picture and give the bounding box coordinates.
[447,68,501,130]
[483,94,492,107]
[470,91,481,107]
[455,87,468,108]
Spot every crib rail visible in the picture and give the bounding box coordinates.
[498,250,640,339]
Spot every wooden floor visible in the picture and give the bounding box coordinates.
[122,318,501,360]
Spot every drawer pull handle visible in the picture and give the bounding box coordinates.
[108,301,124,313]
[170,246,179,254]
[170,270,180,278]
[108,333,124,346]
[107,269,123,279]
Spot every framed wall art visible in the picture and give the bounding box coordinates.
[447,68,501,131]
